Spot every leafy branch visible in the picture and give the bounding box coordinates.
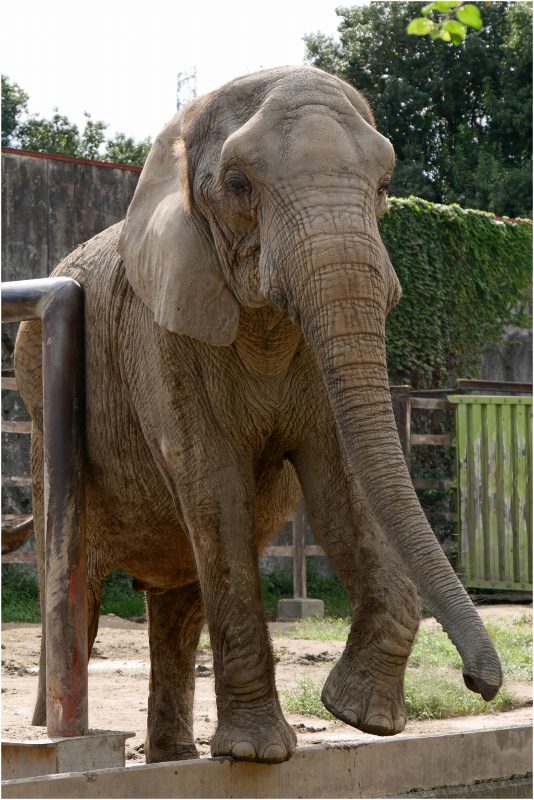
[407,1,483,45]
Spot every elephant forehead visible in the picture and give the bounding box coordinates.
[221,107,392,183]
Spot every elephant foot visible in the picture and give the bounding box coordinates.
[322,652,407,737]
[144,734,199,764]
[211,708,297,763]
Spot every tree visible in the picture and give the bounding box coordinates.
[1,75,28,146]
[104,133,151,166]
[2,75,151,166]
[305,2,532,217]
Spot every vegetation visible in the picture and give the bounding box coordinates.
[1,565,41,623]
[282,674,520,721]
[1,567,350,623]
[281,612,531,721]
[305,2,532,217]
[381,198,532,388]
[262,567,351,619]
[100,571,145,618]
[1,75,151,166]
[407,1,483,45]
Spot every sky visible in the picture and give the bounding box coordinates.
[1,0,358,144]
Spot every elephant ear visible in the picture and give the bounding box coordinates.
[117,112,239,346]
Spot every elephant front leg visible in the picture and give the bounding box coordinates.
[182,463,296,764]
[293,426,420,737]
[145,582,204,763]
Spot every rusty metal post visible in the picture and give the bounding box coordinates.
[2,277,87,737]
[293,502,307,599]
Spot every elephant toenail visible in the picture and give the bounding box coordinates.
[363,714,394,735]
[261,744,286,763]
[231,741,256,760]
[393,715,406,734]
[341,708,359,726]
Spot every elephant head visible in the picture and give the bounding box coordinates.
[118,66,502,700]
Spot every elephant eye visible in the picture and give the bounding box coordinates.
[224,171,252,197]
[379,177,391,195]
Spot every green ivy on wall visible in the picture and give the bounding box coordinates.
[381,197,532,388]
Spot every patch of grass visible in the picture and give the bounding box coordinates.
[281,679,334,719]
[260,570,293,619]
[306,569,351,618]
[409,627,462,670]
[282,616,350,641]
[1,565,40,623]
[1,568,146,623]
[100,571,145,618]
[410,619,532,682]
[282,671,523,724]
[405,669,522,720]
[486,619,532,682]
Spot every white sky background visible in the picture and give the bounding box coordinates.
[1,0,359,143]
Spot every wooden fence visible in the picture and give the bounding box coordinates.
[3,378,532,593]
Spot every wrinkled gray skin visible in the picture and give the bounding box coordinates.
[15,66,502,765]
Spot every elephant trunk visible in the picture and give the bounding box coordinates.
[288,235,502,700]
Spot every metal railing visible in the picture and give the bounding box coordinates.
[1,277,88,737]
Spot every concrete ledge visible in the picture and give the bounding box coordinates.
[392,776,533,798]
[1,730,134,780]
[1,725,531,799]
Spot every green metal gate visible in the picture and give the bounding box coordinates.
[448,395,532,591]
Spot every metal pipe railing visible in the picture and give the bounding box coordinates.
[2,277,87,737]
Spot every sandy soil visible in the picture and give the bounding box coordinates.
[2,604,531,763]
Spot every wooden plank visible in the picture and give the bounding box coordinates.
[390,386,411,466]
[456,379,532,396]
[1,476,31,487]
[1,552,37,564]
[293,503,306,599]
[526,405,533,585]
[2,378,18,391]
[263,545,325,558]
[410,433,453,446]
[411,398,450,410]
[1,420,31,434]
[303,546,324,557]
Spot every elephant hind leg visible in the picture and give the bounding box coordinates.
[145,581,204,763]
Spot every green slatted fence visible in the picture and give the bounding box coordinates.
[449,395,532,591]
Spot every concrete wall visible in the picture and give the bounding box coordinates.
[1,149,141,519]
[1,149,141,283]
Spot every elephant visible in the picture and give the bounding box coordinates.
[15,65,502,765]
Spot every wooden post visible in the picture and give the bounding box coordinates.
[390,385,411,470]
[293,502,306,599]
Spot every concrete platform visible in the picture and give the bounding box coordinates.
[1,724,531,798]
[1,729,134,780]
[277,597,324,620]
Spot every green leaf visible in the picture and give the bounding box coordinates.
[456,4,483,30]
[443,19,467,41]
[423,0,462,11]
[407,17,436,35]
[438,28,452,42]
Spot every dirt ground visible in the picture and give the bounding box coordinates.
[2,605,531,763]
